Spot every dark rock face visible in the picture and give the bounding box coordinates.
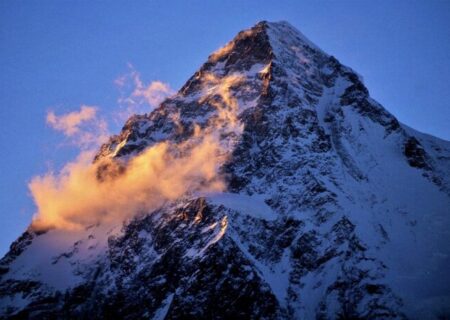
[0,198,404,319]
[0,231,34,276]
[403,137,430,170]
[0,200,283,319]
[1,21,450,319]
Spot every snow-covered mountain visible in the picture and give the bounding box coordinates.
[1,21,449,319]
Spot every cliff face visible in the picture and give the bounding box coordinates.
[1,21,450,319]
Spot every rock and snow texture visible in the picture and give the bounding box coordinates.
[1,21,450,319]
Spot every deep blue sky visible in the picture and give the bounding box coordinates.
[1,0,449,256]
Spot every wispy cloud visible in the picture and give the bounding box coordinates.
[46,105,109,149]
[115,63,175,121]
[31,65,245,231]
[30,131,224,230]
[47,105,97,136]
[131,77,173,107]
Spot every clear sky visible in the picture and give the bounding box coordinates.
[1,0,449,256]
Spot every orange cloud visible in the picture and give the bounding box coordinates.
[115,64,174,121]
[200,73,245,132]
[31,67,246,231]
[47,105,97,136]
[29,132,224,230]
[132,80,173,107]
[47,105,109,149]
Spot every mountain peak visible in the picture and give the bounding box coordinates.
[204,21,273,72]
[205,20,326,72]
[171,20,335,122]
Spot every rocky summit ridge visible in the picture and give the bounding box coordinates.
[1,21,450,319]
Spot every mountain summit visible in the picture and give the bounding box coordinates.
[1,21,450,319]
